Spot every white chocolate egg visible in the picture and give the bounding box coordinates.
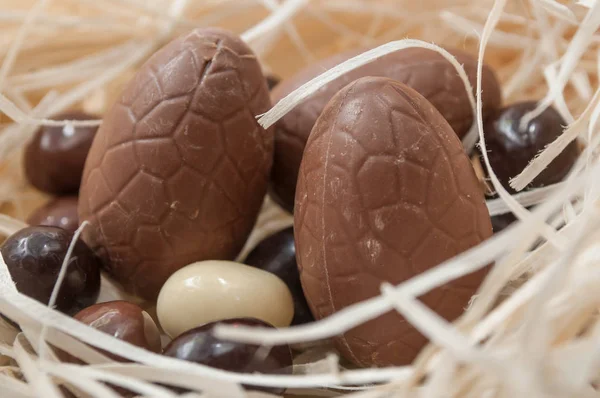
[156,260,294,338]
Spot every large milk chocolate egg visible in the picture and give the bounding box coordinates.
[78,28,273,300]
[295,77,492,367]
[270,47,501,212]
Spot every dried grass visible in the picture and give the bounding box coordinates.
[0,0,599,397]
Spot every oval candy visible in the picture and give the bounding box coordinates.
[270,47,501,212]
[295,77,492,367]
[78,28,274,300]
[157,260,294,338]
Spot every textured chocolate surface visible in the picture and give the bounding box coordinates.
[1,226,101,316]
[27,196,79,233]
[78,28,273,300]
[244,227,314,325]
[164,318,292,395]
[24,111,98,195]
[270,47,502,212]
[483,101,579,193]
[294,77,492,367]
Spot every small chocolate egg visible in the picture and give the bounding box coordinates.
[244,227,313,325]
[74,301,161,353]
[266,74,280,91]
[27,196,79,233]
[483,101,579,193]
[163,318,292,395]
[157,260,294,338]
[24,111,98,195]
[0,226,101,316]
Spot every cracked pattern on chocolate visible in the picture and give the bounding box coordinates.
[79,28,273,300]
[294,77,492,367]
[271,47,502,212]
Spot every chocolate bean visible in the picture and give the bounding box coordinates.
[295,77,492,367]
[163,318,292,395]
[244,227,313,325]
[24,111,98,195]
[270,46,502,212]
[265,74,280,91]
[78,28,273,300]
[1,226,101,316]
[157,260,294,338]
[483,101,579,193]
[74,301,161,353]
[27,196,79,233]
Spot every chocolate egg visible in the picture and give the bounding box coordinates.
[157,260,294,338]
[74,301,161,353]
[265,75,280,91]
[78,28,273,300]
[483,101,579,193]
[164,318,292,395]
[270,46,502,212]
[27,196,79,233]
[24,111,98,195]
[1,226,101,316]
[295,77,492,367]
[244,227,313,325]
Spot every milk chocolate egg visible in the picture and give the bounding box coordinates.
[295,77,492,367]
[78,28,273,300]
[157,260,294,338]
[270,47,502,212]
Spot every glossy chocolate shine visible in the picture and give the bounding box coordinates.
[295,77,492,367]
[1,226,101,315]
[75,301,161,353]
[164,318,292,395]
[483,101,579,193]
[24,111,98,195]
[244,227,314,325]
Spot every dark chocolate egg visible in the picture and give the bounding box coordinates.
[483,101,579,193]
[266,75,280,91]
[27,196,79,233]
[270,46,502,212]
[295,77,492,367]
[24,111,98,195]
[163,318,292,395]
[78,28,273,300]
[1,226,101,316]
[74,301,161,353]
[244,227,313,325]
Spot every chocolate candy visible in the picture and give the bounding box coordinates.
[270,47,502,212]
[244,227,313,325]
[27,196,79,233]
[78,28,273,300]
[163,318,293,395]
[74,301,161,353]
[483,101,579,193]
[266,74,280,90]
[1,226,101,316]
[157,260,294,338]
[24,111,98,195]
[295,77,492,367]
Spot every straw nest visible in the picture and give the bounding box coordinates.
[1,0,599,397]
